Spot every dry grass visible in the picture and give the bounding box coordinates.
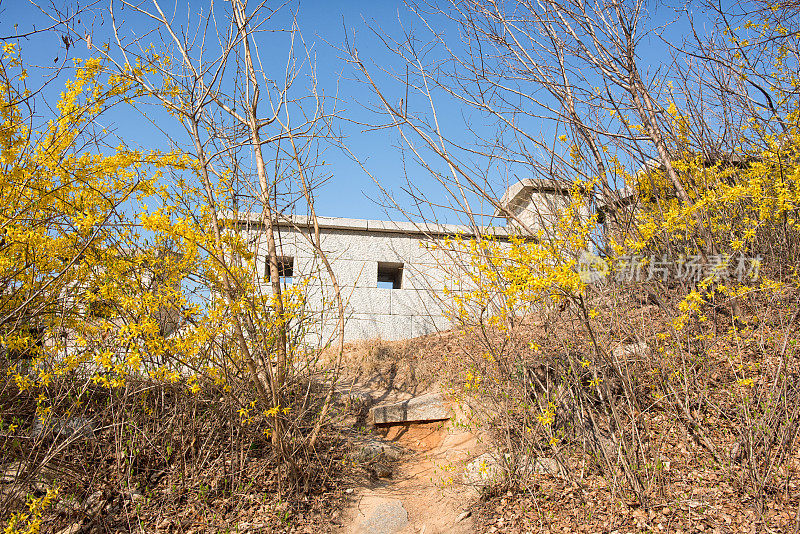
[5,281,797,532]
[332,333,460,394]
[338,283,800,532]
[0,371,360,533]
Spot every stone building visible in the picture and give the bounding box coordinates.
[231,179,580,342]
[496,178,582,234]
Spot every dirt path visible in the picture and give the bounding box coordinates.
[341,421,482,534]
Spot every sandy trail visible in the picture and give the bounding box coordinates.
[342,421,482,534]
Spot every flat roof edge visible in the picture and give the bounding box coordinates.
[495,179,587,216]
[222,212,510,237]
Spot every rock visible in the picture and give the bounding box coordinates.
[237,522,267,532]
[463,453,505,486]
[464,454,562,485]
[31,416,97,441]
[369,463,393,479]
[353,497,408,534]
[370,393,449,424]
[455,510,472,522]
[731,441,743,462]
[340,390,374,404]
[55,523,83,534]
[517,456,562,476]
[54,495,81,515]
[0,484,30,508]
[612,342,651,360]
[149,469,166,484]
[353,440,402,461]
[1,461,25,483]
[85,490,105,516]
[1,460,58,491]
[532,457,560,475]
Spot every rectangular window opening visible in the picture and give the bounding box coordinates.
[267,256,294,285]
[377,262,403,289]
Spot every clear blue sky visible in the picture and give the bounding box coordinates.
[0,0,705,225]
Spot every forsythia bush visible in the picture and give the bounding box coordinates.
[2,42,320,530]
[2,489,58,534]
[440,12,800,506]
[0,44,204,392]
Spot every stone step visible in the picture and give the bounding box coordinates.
[351,496,408,534]
[370,393,450,425]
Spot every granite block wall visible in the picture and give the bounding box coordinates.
[255,224,461,342]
